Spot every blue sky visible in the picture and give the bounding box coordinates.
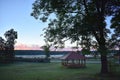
[0,0,76,49]
[0,0,48,47]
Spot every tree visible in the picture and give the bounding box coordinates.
[0,37,5,62]
[4,29,17,61]
[41,40,51,62]
[31,0,120,74]
[110,7,120,64]
[0,29,17,63]
[0,37,5,50]
[4,29,17,50]
[111,9,120,50]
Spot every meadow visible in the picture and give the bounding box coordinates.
[0,62,120,80]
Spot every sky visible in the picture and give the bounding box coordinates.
[0,0,49,50]
[0,0,112,50]
[0,0,77,50]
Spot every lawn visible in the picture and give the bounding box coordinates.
[0,62,120,80]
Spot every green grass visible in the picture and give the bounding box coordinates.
[0,62,120,80]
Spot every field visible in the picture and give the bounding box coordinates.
[0,62,120,80]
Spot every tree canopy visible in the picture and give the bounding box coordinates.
[0,29,17,63]
[31,0,120,49]
[31,0,120,73]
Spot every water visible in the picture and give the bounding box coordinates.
[15,55,63,59]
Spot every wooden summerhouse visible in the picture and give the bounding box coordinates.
[61,52,86,68]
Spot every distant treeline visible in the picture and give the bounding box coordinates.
[14,50,120,55]
[0,50,119,56]
[14,50,70,55]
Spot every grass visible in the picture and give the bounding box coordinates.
[0,62,120,80]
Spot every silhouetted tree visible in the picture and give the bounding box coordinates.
[0,37,5,50]
[4,29,17,50]
[31,0,120,74]
[0,29,17,63]
[4,29,17,62]
[41,40,51,59]
[0,37,5,62]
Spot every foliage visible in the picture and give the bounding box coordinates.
[31,0,120,73]
[81,48,91,55]
[0,29,17,63]
[4,29,17,50]
[108,14,120,50]
[0,37,5,50]
[41,40,51,60]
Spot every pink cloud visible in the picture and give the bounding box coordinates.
[15,44,42,50]
[15,43,82,51]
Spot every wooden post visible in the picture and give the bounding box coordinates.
[84,59,86,67]
[81,59,83,64]
[72,59,74,64]
[67,60,68,64]
[79,59,80,64]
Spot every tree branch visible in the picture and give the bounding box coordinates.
[92,30,100,44]
[83,0,89,15]
[40,10,85,16]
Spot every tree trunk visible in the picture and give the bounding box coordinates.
[118,55,120,64]
[99,44,109,74]
[101,54,108,73]
[118,48,120,64]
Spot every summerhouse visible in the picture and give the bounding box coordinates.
[61,52,86,68]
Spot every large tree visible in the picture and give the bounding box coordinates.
[31,0,120,74]
[4,29,17,61]
[4,29,17,50]
[0,29,17,63]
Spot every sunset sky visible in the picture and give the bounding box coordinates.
[0,0,47,50]
[0,0,111,50]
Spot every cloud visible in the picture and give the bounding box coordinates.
[15,43,82,51]
[15,44,42,50]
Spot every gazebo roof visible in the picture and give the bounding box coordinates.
[61,52,85,60]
